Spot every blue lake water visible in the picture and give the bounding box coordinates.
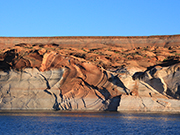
[0,111,180,135]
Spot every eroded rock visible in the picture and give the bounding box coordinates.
[0,41,180,112]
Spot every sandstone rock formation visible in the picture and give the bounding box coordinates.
[1,35,180,50]
[0,36,180,112]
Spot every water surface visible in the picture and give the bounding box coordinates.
[0,111,180,135]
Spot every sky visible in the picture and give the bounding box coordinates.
[0,0,180,37]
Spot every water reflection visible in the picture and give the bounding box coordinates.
[0,111,180,135]
[0,111,180,121]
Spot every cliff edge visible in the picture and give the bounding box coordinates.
[0,35,180,112]
[1,35,180,50]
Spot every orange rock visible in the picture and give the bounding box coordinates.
[144,51,156,57]
[38,48,47,55]
[1,40,180,112]
[133,55,143,60]
[156,56,166,61]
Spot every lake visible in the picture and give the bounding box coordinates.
[0,111,180,135]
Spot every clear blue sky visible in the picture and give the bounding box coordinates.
[0,0,180,37]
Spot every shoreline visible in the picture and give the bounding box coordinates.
[0,109,180,115]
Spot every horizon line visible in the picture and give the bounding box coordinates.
[0,34,180,38]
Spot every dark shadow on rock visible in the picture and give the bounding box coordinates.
[0,49,17,71]
[32,43,44,47]
[110,75,129,95]
[98,87,111,100]
[59,93,63,101]
[146,78,164,94]
[82,98,86,108]
[132,72,144,80]
[78,77,113,100]
[15,43,27,47]
[51,43,59,47]
[166,87,177,99]
[4,49,16,62]
[40,74,51,89]
[106,95,121,111]
[108,67,128,74]
[0,61,11,71]
[175,85,180,98]
[132,58,180,81]
[146,58,180,71]
[44,89,52,95]
[132,59,180,99]
[53,93,60,110]
[165,86,180,100]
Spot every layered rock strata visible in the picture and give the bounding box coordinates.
[1,35,180,50]
[0,39,180,112]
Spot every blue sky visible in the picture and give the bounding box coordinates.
[0,0,180,37]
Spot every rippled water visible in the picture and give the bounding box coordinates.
[0,111,180,135]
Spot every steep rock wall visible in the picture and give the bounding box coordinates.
[0,37,180,112]
[0,52,180,112]
[0,68,63,110]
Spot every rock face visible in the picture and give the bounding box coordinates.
[1,35,180,50]
[119,64,180,112]
[0,68,63,110]
[1,61,180,112]
[0,36,180,112]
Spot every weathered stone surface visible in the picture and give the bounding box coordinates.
[0,36,180,112]
[118,96,180,112]
[0,68,63,110]
[122,64,180,112]
[0,62,180,112]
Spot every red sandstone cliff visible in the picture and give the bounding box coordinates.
[0,35,180,112]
